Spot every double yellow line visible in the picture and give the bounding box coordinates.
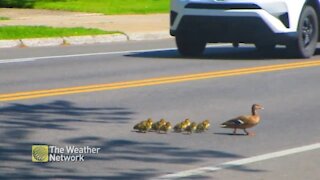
[1,60,320,102]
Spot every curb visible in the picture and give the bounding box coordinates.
[128,31,172,41]
[0,31,172,48]
[0,39,21,48]
[22,38,64,47]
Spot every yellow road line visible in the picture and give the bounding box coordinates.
[1,60,320,102]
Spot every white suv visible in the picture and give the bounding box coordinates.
[170,0,320,58]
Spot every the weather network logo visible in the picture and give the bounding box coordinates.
[32,145,49,163]
[32,144,101,162]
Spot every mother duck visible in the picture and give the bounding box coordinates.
[221,104,264,136]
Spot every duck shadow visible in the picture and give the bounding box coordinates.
[214,132,248,136]
[125,45,320,60]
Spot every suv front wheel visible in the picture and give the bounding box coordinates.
[287,6,318,58]
[176,32,206,57]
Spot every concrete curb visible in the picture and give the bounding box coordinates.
[0,39,21,48]
[128,31,172,41]
[63,35,97,45]
[93,34,128,43]
[21,37,64,47]
[0,32,172,48]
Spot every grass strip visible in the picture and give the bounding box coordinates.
[0,26,120,40]
[0,0,170,15]
[0,16,10,21]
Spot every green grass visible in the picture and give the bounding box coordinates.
[24,0,169,15]
[0,26,120,40]
[0,17,10,21]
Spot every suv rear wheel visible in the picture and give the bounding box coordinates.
[287,6,318,58]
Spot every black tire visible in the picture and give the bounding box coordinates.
[287,6,318,58]
[176,33,206,57]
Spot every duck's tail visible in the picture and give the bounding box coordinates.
[220,124,227,128]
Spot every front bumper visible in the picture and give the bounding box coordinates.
[170,15,297,44]
[170,0,299,38]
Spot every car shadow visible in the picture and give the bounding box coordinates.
[125,45,320,60]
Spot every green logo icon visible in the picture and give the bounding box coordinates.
[32,145,49,162]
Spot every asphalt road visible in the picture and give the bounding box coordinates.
[0,40,319,179]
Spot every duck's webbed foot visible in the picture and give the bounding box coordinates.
[244,129,255,136]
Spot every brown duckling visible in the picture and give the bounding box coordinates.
[183,118,191,126]
[152,118,166,132]
[185,122,197,134]
[196,120,210,133]
[174,121,188,132]
[133,118,153,133]
[133,121,151,133]
[202,120,210,130]
[159,122,172,134]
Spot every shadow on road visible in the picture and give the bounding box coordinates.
[0,100,265,179]
[213,132,248,136]
[0,100,136,179]
[126,45,320,60]
[0,0,35,8]
[77,139,243,163]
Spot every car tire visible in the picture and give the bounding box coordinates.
[287,6,318,58]
[176,33,206,57]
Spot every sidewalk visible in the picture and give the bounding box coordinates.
[0,8,171,48]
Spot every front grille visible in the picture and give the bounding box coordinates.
[177,16,273,43]
[185,3,261,10]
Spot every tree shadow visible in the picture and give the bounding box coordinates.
[125,45,315,61]
[0,0,35,8]
[64,138,243,164]
[0,100,136,178]
[0,168,159,180]
[0,0,70,8]
[176,165,267,180]
[0,100,133,127]
[0,100,265,179]
[227,165,267,173]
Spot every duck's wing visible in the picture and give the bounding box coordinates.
[221,116,250,128]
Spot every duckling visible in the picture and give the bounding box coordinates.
[185,122,197,134]
[174,121,188,132]
[196,123,206,133]
[145,118,153,131]
[196,120,210,133]
[202,119,210,130]
[146,118,153,124]
[133,118,153,133]
[159,122,172,134]
[184,118,191,126]
[135,118,153,126]
[133,121,148,133]
[152,118,166,132]
[133,122,141,131]
[221,104,264,136]
[145,120,153,131]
